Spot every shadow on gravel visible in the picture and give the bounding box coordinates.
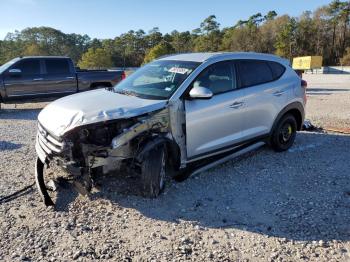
[0,108,41,120]
[307,88,350,92]
[55,132,350,242]
[306,88,350,96]
[54,187,79,212]
[0,141,22,150]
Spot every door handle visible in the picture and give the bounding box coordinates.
[229,101,244,109]
[66,77,75,79]
[33,78,44,81]
[273,90,285,97]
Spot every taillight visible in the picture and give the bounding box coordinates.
[121,71,126,80]
[301,79,307,88]
[301,79,307,103]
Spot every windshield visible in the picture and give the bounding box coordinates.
[0,58,20,74]
[114,60,200,100]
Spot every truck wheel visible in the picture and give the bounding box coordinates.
[90,85,106,90]
[141,144,167,198]
[270,114,297,152]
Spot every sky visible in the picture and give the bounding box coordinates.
[0,0,333,40]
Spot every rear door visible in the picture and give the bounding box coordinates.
[185,61,246,159]
[42,58,77,94]
[3,58,44,97]
[236,59,288,141]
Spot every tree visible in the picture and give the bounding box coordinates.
[200,15,220,34]
[340,47,350,65]
[326,0,350,64]
[264,11,278,21]
[170,30,193,53]
[275,18,298,59]
[0,1,349,67]
[23,43,47,56]
[221,11,281,53]
[145,27,163,48]
[78,48,113,69]
[259,15,290,53]
[143,41,174,64]
[194,15,222,52]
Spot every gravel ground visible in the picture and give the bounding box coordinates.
[303,74,350,130]
[0,77,349,261]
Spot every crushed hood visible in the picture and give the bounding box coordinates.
[38,89,167,137]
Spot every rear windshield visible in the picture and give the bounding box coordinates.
[114,60,200,100]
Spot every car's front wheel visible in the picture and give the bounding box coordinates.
[270,114,297,152]
[141,144,167,197]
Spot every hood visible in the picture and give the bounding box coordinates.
[38,89,167,137]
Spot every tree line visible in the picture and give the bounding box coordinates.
[0,0,349,68]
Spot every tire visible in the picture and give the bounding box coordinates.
[270,114,297,152]
[141,144,167,198]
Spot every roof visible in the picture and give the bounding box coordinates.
[158,53,222,62]
[158,52,289,65]
[18,56,70,59]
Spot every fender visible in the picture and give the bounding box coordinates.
[136,136,180,165]
[270,101,305,134]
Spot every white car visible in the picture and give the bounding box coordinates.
[35,52,306,205]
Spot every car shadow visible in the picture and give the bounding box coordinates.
[0,141,22,151]
[0,108,41,120]
[307,88,349,92]
[54,186,80,212]
[54,132,350,241]
[306,88,350,96]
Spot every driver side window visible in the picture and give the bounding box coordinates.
[193,61,236,95]
[10,59,41,76]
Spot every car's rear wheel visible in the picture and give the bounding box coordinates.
[270,114,297,152]
[141,144,167,198]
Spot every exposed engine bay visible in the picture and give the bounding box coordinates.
[35,105,185,206]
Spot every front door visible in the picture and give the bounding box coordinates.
[185,61,245,159]
[4,58,44,97]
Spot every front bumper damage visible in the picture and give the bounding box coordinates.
[35,123,66,206]
[35,157,54,206]
[34,108,176,206]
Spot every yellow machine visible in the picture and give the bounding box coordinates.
[292,56,323,70]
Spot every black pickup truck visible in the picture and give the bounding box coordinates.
[0,56,125,108]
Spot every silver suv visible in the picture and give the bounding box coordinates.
[35,52,306,205]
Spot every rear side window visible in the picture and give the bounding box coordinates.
[238,60,273,88]
[268,61,286,79]
[12,59,41,75]
[193,61,236,95]
[45,59,70,74]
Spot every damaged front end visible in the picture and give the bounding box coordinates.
[35,108,172,206]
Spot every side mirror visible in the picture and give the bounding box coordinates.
[8,68,22,76]
[189,86,213,99]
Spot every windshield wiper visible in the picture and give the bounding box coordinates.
[114,89,138,97]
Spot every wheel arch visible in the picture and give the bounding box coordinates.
[90,82,112,89]
[271,102,305,133]
[136,135,181,170]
